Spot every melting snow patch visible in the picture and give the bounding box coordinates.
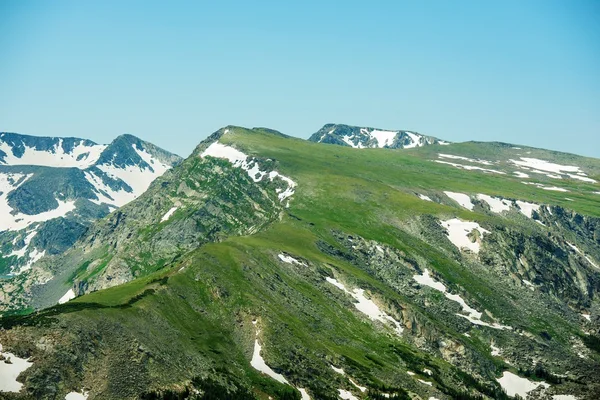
[0,139,107,169]
[370,130,397,147]
[65,391,89,400]
[326,278,403,334]
[566,243,599,269]
[8,230,37,258]
[331,365,345,375]
[552,396,578,400]
[404,132,423,149]
[337,389,358,400]
[201,142,296,205]
[413,269,511,330]
[515,201,540,218]
[510,157,584,174]
[423,368,433,376]
[413,269,447,292]
[160,206,178,222]
[582,313,591,322]
[438,154,493,165]
[95,145,171,205]
[435,160,505,174]
[476,194,512,213]
[418,379,433,386]
[0,172,77,232]
[440,218,489,253]
[278,253,304,266]
[444,191,474,210]
[251,339,288,384]
[58,289,76,304]
[514,171,530,178]
[522,182,569,192]
[496,371,549,398]
[491,344,501,356]
[418,194,433,202]
[298,388,311,400]
[0,343,33,392]
[349,378,367,392]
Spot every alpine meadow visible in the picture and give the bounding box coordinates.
[1,2,599,400]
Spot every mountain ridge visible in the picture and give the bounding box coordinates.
[0,125,599,399]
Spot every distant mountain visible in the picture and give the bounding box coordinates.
[309,123,449,149]
[0,132,181,281]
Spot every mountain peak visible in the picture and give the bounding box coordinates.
[309,123,449,149]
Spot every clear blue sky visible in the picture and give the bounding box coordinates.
[1,0,599,157]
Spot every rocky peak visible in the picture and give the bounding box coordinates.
[308,123,448,149]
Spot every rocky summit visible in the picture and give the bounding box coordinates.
[0,126,598,400]
[309,124,448,149]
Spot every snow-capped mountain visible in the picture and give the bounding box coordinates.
[0,132,180,277]
[309,123,449,149]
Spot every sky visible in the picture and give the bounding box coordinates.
[1,0,599,158]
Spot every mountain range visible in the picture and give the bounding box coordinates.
[0,124,598,400]
[0,132,181,309]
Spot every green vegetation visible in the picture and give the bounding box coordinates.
[1,126,598,399]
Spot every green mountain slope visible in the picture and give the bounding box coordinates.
[1,127,599,400]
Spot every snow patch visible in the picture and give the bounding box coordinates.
[522,182,569,192]
[491,344,501,356]
[251,339,288,384]
[7,230,38,258]
[413,269,511,330]
[331,365,345,375]
[404,132,422,149]
[58,289,76,304]
[0,192,76,234]
[438,154,493,165]
[370,130,397,147]
[337,389,358,400]
[435,160,505,174]
[95,145,171,205]
[444,191,474,210]
[298,388,311,400]
[0,139,106,169]
[65,391,89,400]
[278,253,304,266]
[418,194,433,202]
[349,378,367,392]
[326,277,403,334]
[160,206,178,222]
[440,218,489,253]
[201,142,296,205]
[510,157,584,174]
[496,371,549,398]
[0,343,33,392]
[582,313,591,322]
[515,201,540,218]
[476,194,511,213]
[514,171,530,178]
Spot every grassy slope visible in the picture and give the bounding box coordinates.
[2,127,599,399]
